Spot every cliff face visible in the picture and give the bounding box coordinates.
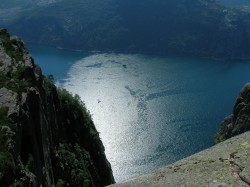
[216,82,250,142]
[0,29,114,187]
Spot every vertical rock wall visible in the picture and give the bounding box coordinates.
[217,81,250,142]
[0,28,115,187]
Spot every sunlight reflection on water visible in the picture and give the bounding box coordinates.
[59,53,250,182]
[28,45,250,182]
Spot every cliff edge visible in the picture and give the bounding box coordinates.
[109,131,250,187]
[109,81,250,186]
[0,29,115,187]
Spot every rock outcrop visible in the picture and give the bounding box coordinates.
[109,80,250,187]
[109,131,250,187]
[216,81,250,142]
[0,28,115,187]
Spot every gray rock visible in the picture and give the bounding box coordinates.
[218,81,250,141]
[0,87,19,119]
[0,48,13,75]
[109,131,250,187]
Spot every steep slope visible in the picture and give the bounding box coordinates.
[2,0,250,59]
[0,29,114,187]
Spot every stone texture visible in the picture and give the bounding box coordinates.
[0,46,13,75]
[0,87,18,118]
[109,131,250,187]
[218,81,250,141]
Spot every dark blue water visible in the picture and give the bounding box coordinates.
[29,46,250,182]
[28,45,86,81]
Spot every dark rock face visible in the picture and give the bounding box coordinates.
[0,28,115,187]
[217,81,250,142]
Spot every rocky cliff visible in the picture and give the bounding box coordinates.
[216,81,250,143]
[0,29,114,187]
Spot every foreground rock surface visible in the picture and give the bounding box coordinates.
[0,29,114,186]
[109,131,250,187]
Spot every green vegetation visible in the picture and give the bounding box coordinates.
[0,29,114,186]
[0,66,34,93]
[0,71,112,186]
[0,107,13,126]
[55,179,65,187]
[4,39,24,63]
[0,152,15,184]
[0,106,9,124]
[57,87,102,147]
[57,143,93,187]
[10,180,24,187]
[0,107,15,150]
[44,74,55,94]
[0,31,24,63]
[57,88,93,128]
[2,0,250,59]
[55,88,113,186]
[0,107,16,185]
[214,132,224,144]
[24,154,34,172]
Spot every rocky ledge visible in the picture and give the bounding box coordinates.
[109,80,250,187]
[109,131,250,187]
[0,28,114,186]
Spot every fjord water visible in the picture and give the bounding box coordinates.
[30,46,250,182]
